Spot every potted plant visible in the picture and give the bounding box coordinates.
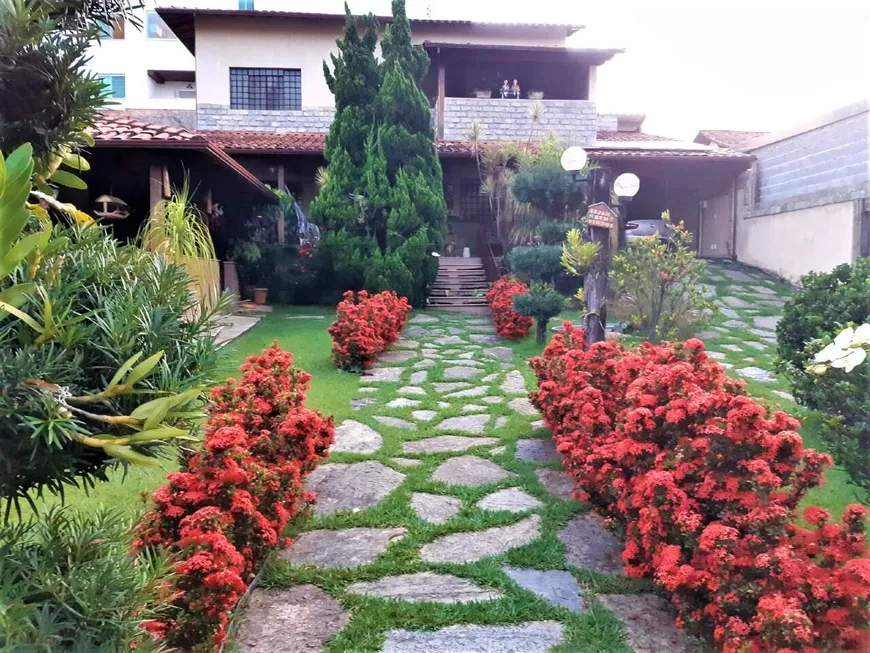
[473,88,492,99]
[229,240,262,301]
[253,286,269,305]
[529,90,544,100]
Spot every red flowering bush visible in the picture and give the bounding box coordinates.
[486,276,533,339]
[136,344,334,651]
[329,290,411,371]
[530,323,869,652]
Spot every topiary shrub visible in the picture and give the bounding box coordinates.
[364,248,414,300]
[538,222,572,245]
[777,259,870,493]
[512,282,564,343]
[506,245,563,283]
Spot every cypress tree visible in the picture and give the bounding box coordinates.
[310,4,380,232]
[365,0,447,305]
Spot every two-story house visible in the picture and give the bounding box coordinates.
[85,5,754,267]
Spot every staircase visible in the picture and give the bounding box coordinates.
[428,257,489,312]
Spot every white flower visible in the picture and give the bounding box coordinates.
[830,346,867,373]
[431,252,441,257]
[833,326,855,349]
[813,342,842,363]
[852,323,870,346]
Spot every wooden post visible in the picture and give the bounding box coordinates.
[276,164,286,244]
[148,164,163,212]
[437,60,445,140]
[583,202,619,345]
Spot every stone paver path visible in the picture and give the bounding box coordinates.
[240,311,706,652]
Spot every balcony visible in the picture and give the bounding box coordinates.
[437,97,598,145]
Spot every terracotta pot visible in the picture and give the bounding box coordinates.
[473,89,492,99]
[253,287,269,305]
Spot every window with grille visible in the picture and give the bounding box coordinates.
[97,75,126,99]
[459,178,492,222]
[97,18,124,39]
[238,0,255,8]
[230,68,301,111]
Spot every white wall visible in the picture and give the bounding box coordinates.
[194,14,569,108]
[86,0,195,110]
[735,200,860,283]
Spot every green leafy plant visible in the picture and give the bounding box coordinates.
[611,211,713,342]
[140,179,216,264]
[0,146,224,517]
[513,282,564,343]
[777,261,870,495]
[0,507,172,652]
[560,228,600,303]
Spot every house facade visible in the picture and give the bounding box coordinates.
[85,5,754,273]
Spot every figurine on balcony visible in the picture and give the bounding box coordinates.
[511,79,521,98]
[499,80,511,98]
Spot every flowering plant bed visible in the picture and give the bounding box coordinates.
[486,276,534,339]
[530,323,869,653]
[329,290,412,371]
[136,344,334,651]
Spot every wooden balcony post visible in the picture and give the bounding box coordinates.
[437,60,445,139]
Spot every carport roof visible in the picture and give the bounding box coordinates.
[87,116,277,201]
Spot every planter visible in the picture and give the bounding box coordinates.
[252,287,269,305]
[473,88,492,99]
[529,91,544,100]
[222,260,240,299]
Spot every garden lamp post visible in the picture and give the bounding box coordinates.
[561,147,624,345]
[613,172,640,249]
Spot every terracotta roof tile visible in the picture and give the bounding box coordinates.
[89,116,201,142]
[435,139,752,161]
[695,129,768,148]
[205,131,326,154]
[595,131,676,142]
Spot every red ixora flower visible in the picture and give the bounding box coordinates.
[527,323,869,652]
[328,290,411,371]
[134,343,334,652]
[486,276,533,339]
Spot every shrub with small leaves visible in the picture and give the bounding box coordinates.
[328,289,411,371]
[512,282,564,343]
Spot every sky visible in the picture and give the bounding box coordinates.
[297,0,870,139]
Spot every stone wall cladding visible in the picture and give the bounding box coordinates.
[752,109,869,206]
[441,98,599,146]
[197,104,335,133]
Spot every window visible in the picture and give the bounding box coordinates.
[238,0,255,8]
[98,75,126,99]
[146,11,174,39]
[230,68,301,111]
[97,17,124,39]
[459,178,492,222]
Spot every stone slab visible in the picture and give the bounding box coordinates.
[394,338,420,349]
[501,370,527,394]
[502,567,586,614]
[362,367,404,383]
[387,398,421,409]
[559,514,624,575]
[403,435,499,454]
[515,439,559,463]
[477,487,543,513]
[463,403,487,411]
[707,351,726,360]
[535,468,574,500]
[597,594,706,653]
[508,397,539,416]
[738,366,776,383]
[721,296,752,309]
[411,410,438,422]
[436,414,490,434]
[351,397,377,410]
[436,336,466,345]
[374,416,418,430]
[305,462,405,516]
[482,396,504,404]
[236,585,351,652]
[469,334,500,344]
[445,386,489,398]
[398,385,426,396]
[721,268,754,282]
[753,315,780,330]
[379,350,417,364]
[381,621,564,653]
[433,382,470,393]
[432,455,513,487]
[495,416,508,428]
[281,527,407,569]
[332,420,382,454]
[347,572,501,604]
[720,343,742,352]
[443,366,484,380]
[421,515,542,563]
[409,370,428,384]
[745,340,767,351]
[410,492,462,524]
[772,389,795,401]
[390,457,422,468]
[413,358,435,369]
[485,346,514,360]
[723,319,748,328]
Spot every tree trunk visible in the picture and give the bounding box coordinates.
[536,318,547,344]
[584,225,611,346]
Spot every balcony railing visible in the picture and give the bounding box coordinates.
[436,97,599,146]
